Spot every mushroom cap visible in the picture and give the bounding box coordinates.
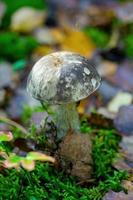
[27,51,101,104]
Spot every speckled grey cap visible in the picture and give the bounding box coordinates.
[27,51,101,104]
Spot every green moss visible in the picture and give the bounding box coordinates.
[0,122,128,200]
[0,32,38,62]
[92,129,121,179]
[21,105,44,125]
[0,163,128,200]
[1,0,47,28]
[124,34,133,58]
[118,0,131,2]
[83,27,109,48]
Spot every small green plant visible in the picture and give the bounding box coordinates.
[0,121,128,200]
[0,32,38,62]
[83,27,109,48]
[21,105,45,125]
[92,129,121,179]
[0,163,128,200]
[0,131,55,172]
[124,34,133,58]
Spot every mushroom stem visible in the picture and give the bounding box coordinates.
[54,102,80,139]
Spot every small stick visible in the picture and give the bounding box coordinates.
[0,116,28,134]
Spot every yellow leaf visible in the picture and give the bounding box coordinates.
[77,98,89,115]
[33,45,53,57]
[61,29,96,57]
[51,28,66,43]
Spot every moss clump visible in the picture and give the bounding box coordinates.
[83,27,109,48]
[0,163,128,200]
[0,32,38,62]
[0,122,128,200]
[93,129,121,179]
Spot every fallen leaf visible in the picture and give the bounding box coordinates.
[61,29,96,57]
[103,190,133,200]
[98,107,116,119]
[115,3,133,23]
[87,112,114,128]
[106,62,133,92]
[87,5,115,26]
[33,45,53,57]
[99,80,120,102]
[97,61,117,77]
[10,7,46,33]
[122,181,133,192]
[114,105,133,135]
[107,92,132,113]
[34,28,57,45]
[113,157,131,171]
[120,136,133,158]
[51,28,66,44]
[0,62,13,89]
[78,93,102,116]
[77,98,89,115]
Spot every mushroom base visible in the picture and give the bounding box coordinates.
[58,129,92,181]
[54,102,80,139]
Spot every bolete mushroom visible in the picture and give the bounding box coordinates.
[27,51,101,139]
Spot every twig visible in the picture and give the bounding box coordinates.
[107,27,119,49]
[0,116,28,134]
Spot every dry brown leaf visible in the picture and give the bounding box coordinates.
[122,180,133,192]
[78,94,102,116]
[87,113,114,129]
[87,5,115,26]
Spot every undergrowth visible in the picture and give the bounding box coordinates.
[0,114,128,200]
[0,162,127,200]
[83,27,109,48]
[124,34,133,58]
[0,32,38,62]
